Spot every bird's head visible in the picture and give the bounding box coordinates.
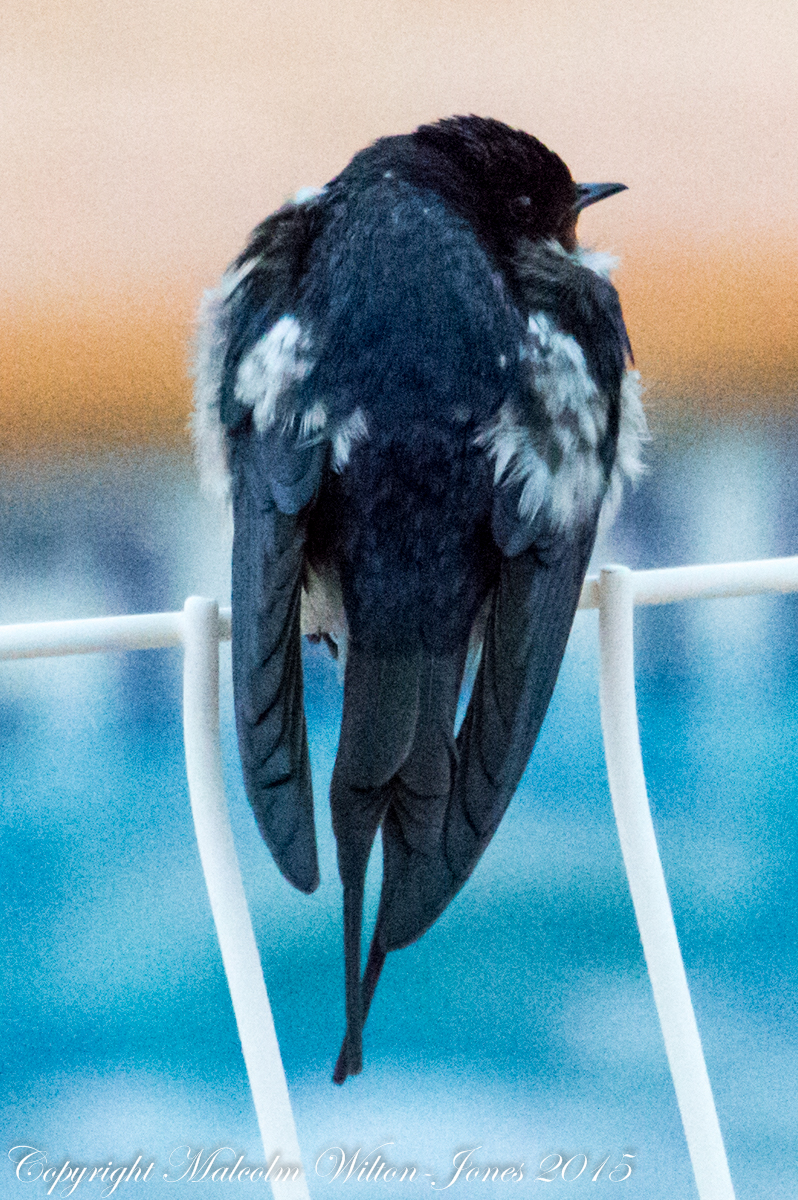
[412,115,626,258]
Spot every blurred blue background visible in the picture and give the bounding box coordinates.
[1,415,796,1198]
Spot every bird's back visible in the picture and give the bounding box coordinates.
[299,175,527,653]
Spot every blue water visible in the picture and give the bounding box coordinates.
[1,416,796,1198]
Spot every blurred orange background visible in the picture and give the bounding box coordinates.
[2,0,796,455]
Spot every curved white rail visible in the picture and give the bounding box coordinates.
[182,599,308,1200]
[4,554,798,1200]
[0,599,304,1200]
[598,568,734,1200]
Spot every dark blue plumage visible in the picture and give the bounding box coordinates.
[193,115,646,1084]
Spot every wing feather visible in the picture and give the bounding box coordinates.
[377,244,640,942]
[230,429,325,893]
[193,198,328,893]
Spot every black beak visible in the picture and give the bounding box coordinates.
[574,182,628,213]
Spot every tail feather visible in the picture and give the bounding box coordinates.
[331,527,598,1079]
[330,645,466,1078]
[445,530,597,884]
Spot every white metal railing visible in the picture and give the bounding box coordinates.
[3,554,798,1200]
[0,598,307,1200]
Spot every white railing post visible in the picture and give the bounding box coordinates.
[598,566,736,1200]
[182,597,310,1200]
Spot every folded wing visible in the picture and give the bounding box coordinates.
[376,244,641,950]
[193,198,328,894]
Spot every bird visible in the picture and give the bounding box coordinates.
[192,115,647,1085]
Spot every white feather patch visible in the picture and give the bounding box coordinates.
[599,368,649,527]
[573,246,619,279]
[235,315,315,432]
[523,313,604,441]
[331,407,369,472]
[546,239,619,280]
[190,262,258,500]
[561,244,650,520]
[299,401,328,439]
[293,185,327,204]
[477,404,551,524]
[478,314,646,534]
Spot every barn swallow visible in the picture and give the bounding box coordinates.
[193,116,647,1083]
